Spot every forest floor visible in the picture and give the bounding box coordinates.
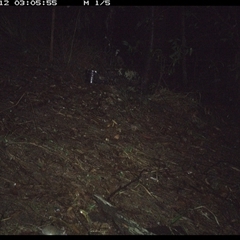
[0,43,239,235]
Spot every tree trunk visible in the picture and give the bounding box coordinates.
[49,8,56,62]
[181,6,188,87]
[141,6,155,93]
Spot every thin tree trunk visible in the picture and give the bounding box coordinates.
[181,6,188,87]
[49,8,55,62]
[142,6,155,93]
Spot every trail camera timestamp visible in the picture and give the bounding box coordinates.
[0,0,57,6]
[14,0,57,6]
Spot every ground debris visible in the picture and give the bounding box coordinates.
[94,194,155,235]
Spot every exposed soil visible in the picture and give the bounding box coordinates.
[0,43,239,235]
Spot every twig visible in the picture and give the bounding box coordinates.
[107,169,147,201]
[194,206,220,226]
[0,92,25,113]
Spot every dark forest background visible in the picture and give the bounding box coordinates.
[0,6,240,119]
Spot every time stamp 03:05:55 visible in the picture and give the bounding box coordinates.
[0,0,57,6]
